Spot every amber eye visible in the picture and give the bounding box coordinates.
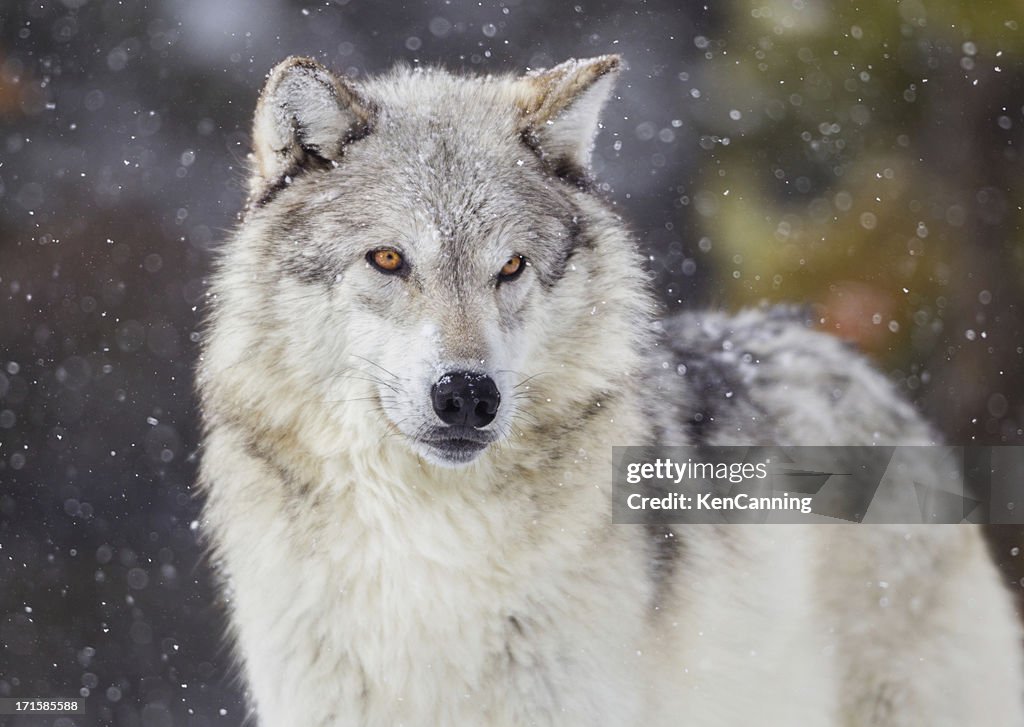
[368,248,404,274]
[498,255,526,282]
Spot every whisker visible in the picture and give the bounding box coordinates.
[333,372,403,395]
[511,410,542,429]
[511,371,553,389]
[323,396,395,405]
[349,354,403,381]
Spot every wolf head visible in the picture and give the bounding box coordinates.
[203,56,652,471]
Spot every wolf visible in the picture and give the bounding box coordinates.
[197,55,1023,726]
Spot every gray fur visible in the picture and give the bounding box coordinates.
[198,57,1024,726]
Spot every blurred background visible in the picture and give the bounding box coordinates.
[1,0,1022,724]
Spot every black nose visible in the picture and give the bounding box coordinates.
[431,372,501,428]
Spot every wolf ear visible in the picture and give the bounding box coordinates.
[518,55,621,178]
[250,57,373,201]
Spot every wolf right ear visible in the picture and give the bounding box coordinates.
[517,55,621,180]
[250,57,373,203]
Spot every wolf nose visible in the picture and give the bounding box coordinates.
[431,372,501,428]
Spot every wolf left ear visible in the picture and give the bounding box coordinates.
[518,55,621,178]
[250,57,373,202]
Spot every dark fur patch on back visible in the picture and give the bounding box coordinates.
[663,308,807,444]
[678,353,748,445]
